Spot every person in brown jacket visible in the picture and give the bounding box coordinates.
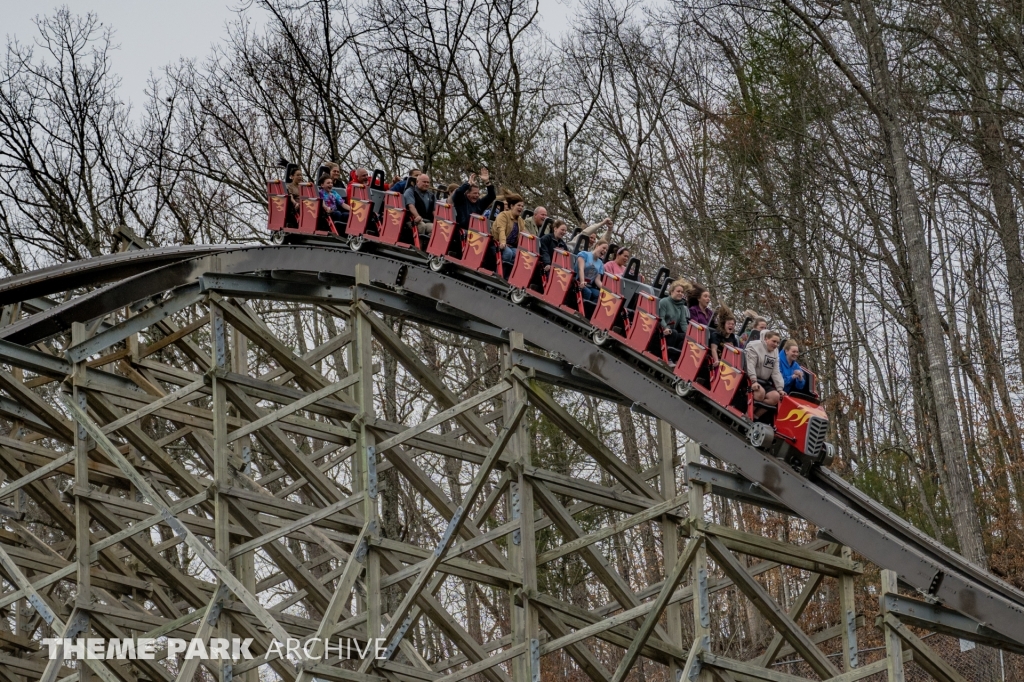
[491,194,533,265]
[281,164,306,228]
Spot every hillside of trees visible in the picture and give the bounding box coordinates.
[1,0,1022,642]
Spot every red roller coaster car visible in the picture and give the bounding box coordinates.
[267,176,834,474]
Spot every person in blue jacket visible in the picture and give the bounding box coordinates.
[779,339,807,393]
[391,167,420,195]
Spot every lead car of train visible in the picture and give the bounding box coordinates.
[267,175,835,475]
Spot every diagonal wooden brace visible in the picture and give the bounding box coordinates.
[60,393,293,646]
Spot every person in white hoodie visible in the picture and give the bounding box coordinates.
[744,331,785,407]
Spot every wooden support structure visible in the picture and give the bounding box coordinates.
[0,266,1010,682]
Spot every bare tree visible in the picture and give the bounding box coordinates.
[0,10,156,271]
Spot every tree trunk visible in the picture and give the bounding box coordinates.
[847,0,987,567]
[616,404,660,584]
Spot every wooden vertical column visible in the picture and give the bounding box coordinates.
[210,302,232,682]
[506,331,538,682]
[686,441,711,682]
[881,569,906,682]
[840,546,858,672]
[352,265,381,641]
[72,322,91,682]
[231,324,258,682]
[659,420,684,678]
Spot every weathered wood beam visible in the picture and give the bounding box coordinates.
[700,652,814,682]
[99,377,205,435]
[610,536,703,681]
[370,400,527,669]
[354,302,496,447]
[523,464,657,514]
[0,546,120,682]
[294,521,375,682]
[524,378,662,501]
[772,615,865,660]
[536,492,687,565]
[882,613,969,682]
[379,447,510,571]
[226,373,361,444]
[224,383,344,506]
[372,380,509,455]
[262,328,352,385]
[697,521,861,576]
[221,496,336,614]
[373,538,520,588]
[61,395,294,646]
[0,451,73,501]
[530,479,672,643]
[0,369,74,442]
[705,535,840,679]
[374,549,514,682]
[754,548,837,667]
[228,494,363,558]
[138,313,209,359]
[65,289,204,364]
[533,603,612,682]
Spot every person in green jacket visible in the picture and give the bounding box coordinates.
[658,279,690,360]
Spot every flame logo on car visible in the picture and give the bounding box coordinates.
[467,231,484,255]
[687,341,702,366]
[385,208,402,230]
[777,405,812,429]
[436,220,452,241]
[520,253,535,271]
[719,366,738,391]
[639,313,654,333]
[599,289,617,315]
[351,202,368,223]
[271,197,285,212]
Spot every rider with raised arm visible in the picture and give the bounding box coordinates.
[451,168,496,232]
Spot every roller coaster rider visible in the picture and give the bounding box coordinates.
[709,306,740,364]
[285,164,303,224]
[745,331,785,412]
[404,173,436,239]
[658,279,689,361]
[492,194,531,272]
[539,220,568,272]
[264,163,838,473]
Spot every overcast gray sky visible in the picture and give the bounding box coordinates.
[1,1,576,110]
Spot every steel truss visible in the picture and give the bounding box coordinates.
[0,244,1017,681]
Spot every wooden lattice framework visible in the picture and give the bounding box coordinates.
[0,253,1017,682]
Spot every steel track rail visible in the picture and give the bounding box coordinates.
[0,245,1021,641]
[0,244,237,308]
